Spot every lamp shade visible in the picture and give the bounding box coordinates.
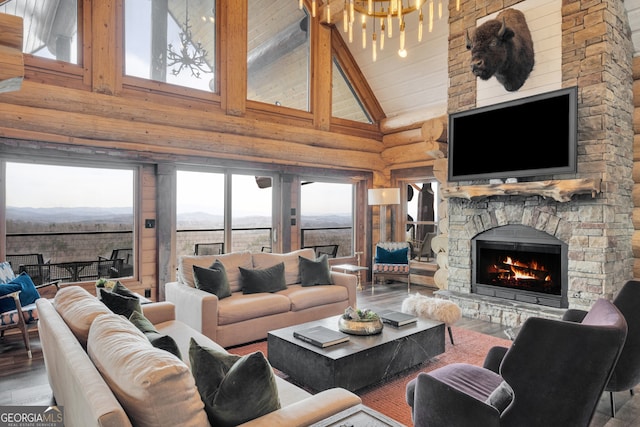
[368,188,400,205]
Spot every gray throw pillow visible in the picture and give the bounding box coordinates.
[100,288,141,318]
[193,260,232,299]
[111,280,138,298]
[239,262,287,294]
[299,254,333,286]
[128,311,182,359]
[189,338,280,427]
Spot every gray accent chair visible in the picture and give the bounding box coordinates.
[563,280,640,417]
[406,298,627,427]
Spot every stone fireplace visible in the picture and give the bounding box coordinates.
[432,0,635,328]
[472,224,568,309]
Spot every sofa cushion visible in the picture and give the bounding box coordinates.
[178,251,252,293]
[193,260,232,299]
[54,286,112,347]
[252,248,316,285]
[129,311,182,359]
[240,262,287,294]
[88,313,209,427]
[189,338,280,427]
[299,254,333,287]
[111,280,138,298]
[278,285,349,312]
[217,293,291,325]
[100,288,142,317]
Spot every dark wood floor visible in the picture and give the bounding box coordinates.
[1,282,639,426]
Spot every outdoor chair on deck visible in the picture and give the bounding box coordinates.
[406,298,628,427]
[304,244,339,259]
[99,248,133,278]
[372,241,411,292]
[194,242,224,255]
[6,253,47,275]
[0,261,60,358]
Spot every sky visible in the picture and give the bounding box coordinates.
[6,162,353,216]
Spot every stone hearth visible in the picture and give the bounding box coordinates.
[435,0,635,328]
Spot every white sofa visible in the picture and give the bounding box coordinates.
[165,248,357,348]
[36,286,361,427]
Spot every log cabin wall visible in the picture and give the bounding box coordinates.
[0,1,437,298]
[439,0,635,325]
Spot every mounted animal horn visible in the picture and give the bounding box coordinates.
[466,29,472,49]
[497,17,506,38]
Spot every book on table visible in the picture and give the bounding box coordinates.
[378,310,418,327]
[293,326,350,348]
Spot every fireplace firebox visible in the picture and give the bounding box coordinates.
[472,225,568,308]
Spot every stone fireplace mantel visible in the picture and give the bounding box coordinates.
[442,178,601,202]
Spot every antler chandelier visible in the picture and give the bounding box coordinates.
[302,0,459,61]
[167,2,212,78]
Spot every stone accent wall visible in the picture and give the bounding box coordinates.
[439,0,635,326]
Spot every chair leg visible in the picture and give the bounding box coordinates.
[447,326,455,345]
[610,391,616,418]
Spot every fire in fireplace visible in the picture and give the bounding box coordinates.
[472,225,568,308]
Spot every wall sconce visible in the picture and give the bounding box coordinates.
[368,188,400,242]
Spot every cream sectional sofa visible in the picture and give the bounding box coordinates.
[37,286,361,427]
[165,248,357,348]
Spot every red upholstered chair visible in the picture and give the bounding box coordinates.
[406,299,628,427]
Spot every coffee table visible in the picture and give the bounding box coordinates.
[268,315,445,392]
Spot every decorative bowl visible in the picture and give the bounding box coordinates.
[338,316,384,335]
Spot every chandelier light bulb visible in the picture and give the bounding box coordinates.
[362,16,367,49]
[343,7,348,32]
[418,9,423,41]
[380,19,385,50]
[398,48,407,58]
[312,0,316,17]
[326,2,331,23]
[299,0,303,10]
[372,33,377,61]
[438,0,442,18]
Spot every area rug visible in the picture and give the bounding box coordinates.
[230,326,512,426]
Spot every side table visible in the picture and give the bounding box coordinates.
[309,404,405,427]
[331,264,368,290]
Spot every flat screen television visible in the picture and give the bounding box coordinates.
[448,86,578,182]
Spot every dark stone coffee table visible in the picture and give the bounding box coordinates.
[267,315,445,392]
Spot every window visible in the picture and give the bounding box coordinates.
[0,0,79,64]
[247,0,310,110]
[176,170,273,256]
[332,58,371,123]
[4,161,135,282]
[124,0,216,92]
[300,181,354,257]
[404,180,438,261]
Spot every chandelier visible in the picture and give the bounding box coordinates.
[302,0,458,61]
[167,2,212,78]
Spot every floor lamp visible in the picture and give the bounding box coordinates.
[368,188,400,242]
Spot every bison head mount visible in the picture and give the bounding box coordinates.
[466,8,534,92]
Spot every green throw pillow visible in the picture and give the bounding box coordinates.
[128,311,182,359]
[299,254,333,286]
[189,338,280,427]
[111,280,138,299]
[193,260,232,299]
[100,288,142,318]
[239,262,287,294]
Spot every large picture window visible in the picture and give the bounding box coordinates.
[4,161,135,283]
[0,0,79,64]
[124,0,216,92]
[300,181,354,257]
[247,0,310,111]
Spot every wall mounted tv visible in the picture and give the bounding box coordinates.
[448,86,578,182]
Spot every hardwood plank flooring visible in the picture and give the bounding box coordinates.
[0,283,638,426]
